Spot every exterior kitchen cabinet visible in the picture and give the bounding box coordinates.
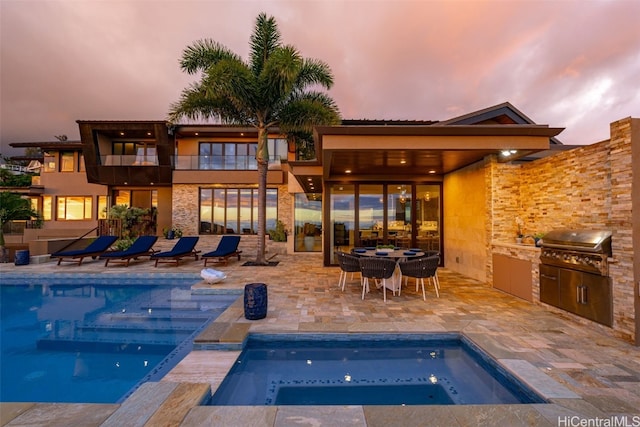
[492,254,533,302]
[539,264,612,327]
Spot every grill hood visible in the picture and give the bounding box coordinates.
[541,229,612,255]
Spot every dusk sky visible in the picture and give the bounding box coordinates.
[1,0,639,156]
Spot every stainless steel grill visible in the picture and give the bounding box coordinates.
[539,229,613,327]
[540,229,612,276]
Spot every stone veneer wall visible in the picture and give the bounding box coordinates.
[489,117,636,343]
[171,183,293,238]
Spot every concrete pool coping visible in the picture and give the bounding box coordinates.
[1,254,639,426]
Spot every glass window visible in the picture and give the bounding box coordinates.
[60,152,74,172]
[198,187,278,234]
[43,153,56,173]
[78,154,85,172]
[57,196,92,220]
[198,142,262,170]
[294,193,322,252]
[42,196,52,221]
[416,185,441,253]
[328,184,355,262]
[97,196,108,219]
[225,189,238,233]
[199,143,212,169]
[268,138,288,160]
[200,189,213,233]
[239,189,253,234]
[114,190,130,207]
[358,185,384,247]
[30,198,39,215]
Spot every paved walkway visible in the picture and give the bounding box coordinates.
[1,250,639,426]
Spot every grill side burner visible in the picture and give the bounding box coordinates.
[539,229,613,327]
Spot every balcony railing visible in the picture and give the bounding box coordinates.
[101,155,159,166]
[173,155,282,171]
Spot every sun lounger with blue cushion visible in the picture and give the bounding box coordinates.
[150,236,200,267]
[202,235,242,266]
[100,235,158,267]
[51,235,118,265]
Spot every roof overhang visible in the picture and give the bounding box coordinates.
[289,124,563,192]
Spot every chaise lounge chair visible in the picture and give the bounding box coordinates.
[51,235,118,266]
[100,235,158,267]
[150,236,200,267]
[202,235,242,266]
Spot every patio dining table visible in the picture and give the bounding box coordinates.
[353,248,425,294]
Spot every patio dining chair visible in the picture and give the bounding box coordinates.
[335,251,361,291]
[358,256,397,302]
[398,255,440,300]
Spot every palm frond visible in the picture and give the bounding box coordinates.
[180,39,240,74]
[296,57,335,89]
[278,91,341,133]
[202,59,258,121]
[249,12,281,76]
[257,46,303,111]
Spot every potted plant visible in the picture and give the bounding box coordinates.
[163,226,183,240]
[268,220,287,242]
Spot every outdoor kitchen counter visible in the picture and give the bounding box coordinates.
[490,241,541,303]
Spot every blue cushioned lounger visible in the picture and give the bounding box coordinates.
[100,235,158,267]
[150,236,200,267]
[51,235,118,266]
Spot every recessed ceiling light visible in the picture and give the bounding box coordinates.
[400,160,406,164]
[345,169,351,174]
[428,170,436,174]
[119,132,124,136]
[194,132,199,136]
[307,178,312,181]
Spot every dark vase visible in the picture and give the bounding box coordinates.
[166,230,175,240]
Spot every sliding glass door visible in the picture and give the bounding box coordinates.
[326,183,442,265]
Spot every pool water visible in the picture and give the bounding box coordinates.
[0,277,239,404]
[209,333,546,406]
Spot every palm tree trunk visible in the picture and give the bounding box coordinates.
[255,127,269,265]
[0,231,7,263]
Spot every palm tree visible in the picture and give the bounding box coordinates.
[0,191,39,262]
[168,12,341,264]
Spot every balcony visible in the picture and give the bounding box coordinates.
[101,155,159,166]
[173,155,282,171]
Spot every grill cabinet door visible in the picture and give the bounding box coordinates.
[539,264,559,307]
[557,268,613,327]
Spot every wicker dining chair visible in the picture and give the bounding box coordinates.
[358,256,398,302]
[335,251,362,291]
[398,255,440,300]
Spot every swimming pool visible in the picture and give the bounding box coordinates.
[0,274,239,404]
[209,333,546,405]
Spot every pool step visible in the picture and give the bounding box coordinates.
[32,290,238,354]
[36,325,197,349]
[36,336,178,353]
